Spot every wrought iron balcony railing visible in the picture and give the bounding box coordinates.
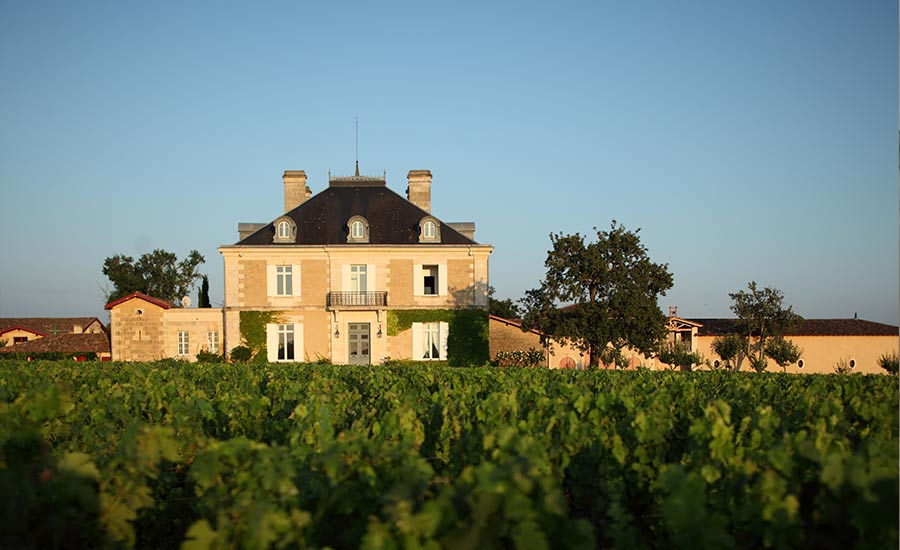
[327,291,388,308]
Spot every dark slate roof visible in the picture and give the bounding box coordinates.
[236,182,478,246]
[0,317,105,335]
[690,318,899,337]
[0,333,110,354]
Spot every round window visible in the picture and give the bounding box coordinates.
[849,359,856,369]
[797,359,804,369]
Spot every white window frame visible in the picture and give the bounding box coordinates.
[266,323,304,363]
[272,216,297,244]
[350,264,368,292]
[414,264,448,296]
[207,331,219,354]
[347,215,370,243]
[276,265,293,296]
[267,264,301,298]
[422,265,438,296]
[418,217,441,243]
[177,330,189,356]
[412,322,449,361]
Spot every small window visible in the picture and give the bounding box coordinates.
[849,359,856,369]
[347,216,369,243]
[136,309,143,316]
[178,331,189,356]
[208,331,219,354]
[273,216,296,243]
[713,359,720,368]
[423,265,438,295]
[13,336,28,344]
[418,217,441,243]
[797,359,804,369]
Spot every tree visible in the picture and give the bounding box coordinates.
[727,281,802,372]
[488,286,522,319]
[657,342,703,372]
[521,221,673,368]
[102,249,205,306]
[711,333,742,370]
[764,337,802,372]
[198,275,212,308]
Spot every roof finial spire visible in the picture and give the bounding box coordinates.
[354,114,359,176]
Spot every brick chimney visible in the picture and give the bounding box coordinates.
[407,170,432,213]
[283,170,311,213]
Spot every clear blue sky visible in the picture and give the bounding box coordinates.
[1,1,897,325]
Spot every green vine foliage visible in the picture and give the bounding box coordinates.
[387,309,489,367]
[239,311,283,361]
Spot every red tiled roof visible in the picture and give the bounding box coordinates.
[0,317,105,335]
[0,326,49,338]
[104,292,173,310]
[0,332,110,354]
[690,318,898,337]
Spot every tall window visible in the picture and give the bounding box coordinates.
[422,323,440,360]
[350,264,368,292]
[347,216,369,243]
[423,265,438,295]
[278,324,295,361]
[277,221,291,239]
[423,220,436,239]
[208,331,219,354]
[276,265,293,296]
[178,331,189,355]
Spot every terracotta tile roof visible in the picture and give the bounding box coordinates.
[0,317,105,335]
[104,292,173,310]
[0,332,110,354]
[689,318,899,337]
[235,184,478,246]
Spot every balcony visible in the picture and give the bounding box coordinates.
[327,291,388,309]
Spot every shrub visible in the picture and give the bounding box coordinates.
[230,346,253,363]
[833,357,854,375]
[878,351,899,375]
[495,349,546,368]
[195,350,225,363]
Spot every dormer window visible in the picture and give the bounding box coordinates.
[418,217,441,243]
[347,216,369,243]
[273,216,296,243]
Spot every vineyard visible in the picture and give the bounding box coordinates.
[0,361,896,549]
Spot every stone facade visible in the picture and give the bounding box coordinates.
[106,292,223,362]
[217,167,492,365]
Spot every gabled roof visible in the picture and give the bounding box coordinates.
[234,183,478,246]
[489,314,544,336]
[0,332,110,354]
[0,317,106,335]
[104,292,173,310]
[0,326,49,338]
[689,318,898,337]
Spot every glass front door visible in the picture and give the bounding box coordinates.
[348,323,370,365]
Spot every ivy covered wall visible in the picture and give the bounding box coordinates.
[239,311,282,362]
[387,309,489,366]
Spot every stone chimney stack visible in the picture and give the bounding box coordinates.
[283,170,311,213]
[406,170,432,213]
